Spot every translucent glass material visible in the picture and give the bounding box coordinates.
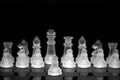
[15,40,29,68]
[45,29,56,65]
[107,49,120,68]
[61,49,76,68]
[0,42,14,68]
[92,40,102,49]
[30,36,44,68]
[78,36,86,47]
[61,36,76,68]
[91,49,107,68]
[48,55,62,76]
[76,48,91,68]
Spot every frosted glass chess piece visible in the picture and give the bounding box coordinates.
[90,40,107,68]
[61,36,76,68]
[30,36,44,68]
[48,55,62,76]
[90,48,107,68]
[45,29,57,65]
[15,40,30,68]
[106,42,120,68]
[61,49,76,68]
[106,42,118,61]
[76,36,91,68]
[92,40,102,49]
[76,47,91,68]
[0,42,14,68]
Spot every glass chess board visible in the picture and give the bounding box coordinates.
[0,66,120,80]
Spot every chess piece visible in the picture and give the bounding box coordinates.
[30,36,44,68]
[45,29,57,65]
[48,55,62,76]
[107,42,120,68]
[15,40,29,68]
[61,36,76,68]
[90,40,107,68]
[76,36,91,68]
[92,40,102,49]
[0,42,14,68]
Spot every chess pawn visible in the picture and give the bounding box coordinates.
[15,40,29,68]
[107,49,120,68]
[31,48,44,68]
[30,36,44,68]
[0,42,14,68]
[90,48,107,68]
[61,49,76,68]
[45,29,57,65]
[76,48,91,68]
[48,55,62,76]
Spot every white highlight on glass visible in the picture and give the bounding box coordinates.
[45,29,57,65]
[90,40,107,68]
[48,55,62,76]
[30,36,44,68]
[0,42,14,68]
[106,42,120,68]
[76,36,91,68]
[61,36,76,68]
[90,48,107,68]
[15,40,30,68]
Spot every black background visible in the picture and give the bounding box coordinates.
[0,0,119,59]
[0,1,120,80]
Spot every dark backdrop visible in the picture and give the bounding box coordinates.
[0,0,119,60]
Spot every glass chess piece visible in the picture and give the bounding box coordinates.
[78,36,86,47]
[90,48,107,68]
[61,36,76,68]
[76,36,91,68]
[61,36,73,63]
[15,40,30,68]
[106,43,120,68]
[0,42,14,68]
[45,29,57,65]
[48,55,62,76]
[92,40,102,49]
[61,49,76,68]
[76,48,91,68]
[30,36,44,68]
[90,40,107,68]
[32,77,41,80]
[107,42,118,58]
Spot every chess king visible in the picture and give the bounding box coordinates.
[0,42,14,68]
[90,40,107,68]
[30,36,44,68]
[45,29,57,65]
[76,36,91,68]
[15,40,30,68]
